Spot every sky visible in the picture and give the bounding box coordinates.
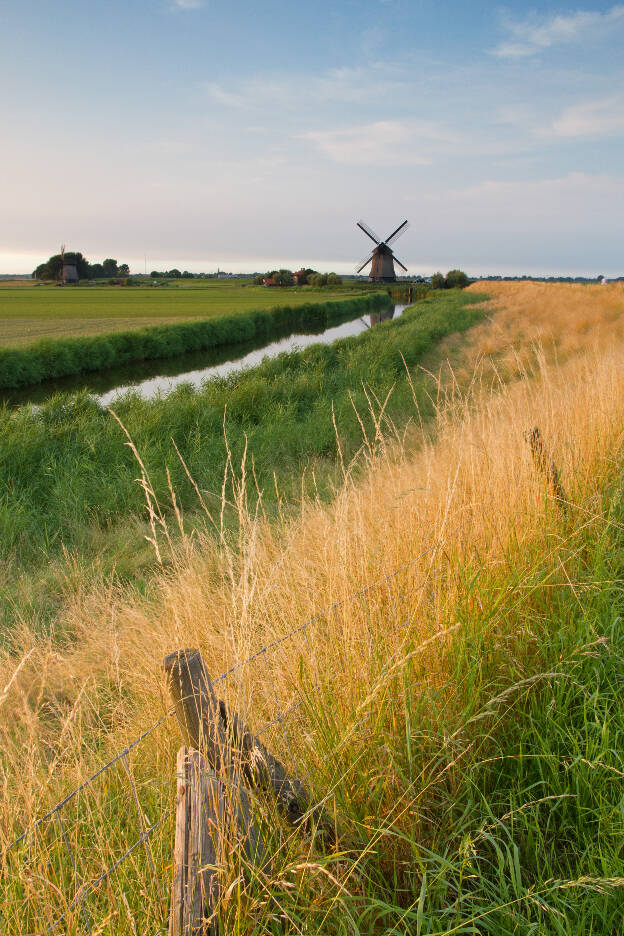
[2,0,623,277]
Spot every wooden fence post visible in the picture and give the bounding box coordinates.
[165,648,333,934]
[164,649,309,827]
[170,747,221,936]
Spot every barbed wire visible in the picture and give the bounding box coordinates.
[213,537,442,685]
[4,710,173,854]
[3,535,445,933]
[46,809,171,934]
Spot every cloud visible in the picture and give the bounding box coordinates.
[427,172,624,234]
[204,82,247,107]
[172,0,202,9]
[551,94,624,137]
[203,64,407,112]
[302,120,450,166]
[492,5,624,58]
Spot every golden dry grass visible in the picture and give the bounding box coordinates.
[2,282,624,930]
[444,279,624,384]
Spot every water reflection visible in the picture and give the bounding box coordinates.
[1,303,410,408]
[369,307,398,326]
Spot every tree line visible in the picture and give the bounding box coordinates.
[430,269,470,290]
[253,269,343,286]
[33,253,129,281]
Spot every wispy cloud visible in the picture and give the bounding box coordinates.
[552,94,624,137]
[302,120,452,166]
[492,5,624,58]
[204,83,247,107]
[203,64,407,112]
[426,172,624,235]
[172,0,202,9]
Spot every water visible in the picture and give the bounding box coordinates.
[1,303,411,408]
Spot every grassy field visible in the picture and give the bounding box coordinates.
[1,283,623,933]
[0,291,392,389]
[0,282,365,347]
[0,289,483,630]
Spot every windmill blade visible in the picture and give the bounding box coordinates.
[385,220,409,246]
[393,255,408,272]
[356,220,381,245]
[356,250,375,274]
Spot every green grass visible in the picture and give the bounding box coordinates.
[221,477,624,935]
[0,291,390,388]
[0,282,367,347]
[4,441,623,934]
[0,290,485,633]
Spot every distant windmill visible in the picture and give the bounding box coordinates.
[60,244,79,284]
[355,219,409,282]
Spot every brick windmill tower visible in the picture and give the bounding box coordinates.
[355,219,409,282]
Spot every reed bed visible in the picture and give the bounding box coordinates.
[1,283,624,932]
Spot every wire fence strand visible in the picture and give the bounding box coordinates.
[3,537,446,934]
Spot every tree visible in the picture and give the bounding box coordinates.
[33,251,90,280]
[33,257,61,280]
[102,258,119,277]
[271,269,293,286]
[118,263,130,277]
[326,272,342,286]
[167,269,182,279]
[430,271,446,289]
[89,263,105,279]
[445,269,469,289]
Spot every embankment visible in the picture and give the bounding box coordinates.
[0,292,391,389]
[2,286,624,933]
[0,290,485,628]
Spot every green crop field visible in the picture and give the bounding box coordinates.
[0,282,365,347]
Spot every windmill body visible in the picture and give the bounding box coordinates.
[60,244,79,284]
[62,259,78,283]
[356,219,409,282]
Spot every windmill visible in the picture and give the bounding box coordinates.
[60,244,79,284]
[355,219,409,282]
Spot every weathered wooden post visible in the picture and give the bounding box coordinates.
[165,648,253,936]
[164,649,309,826]
[169,747,222,936]
[165,648,331,934]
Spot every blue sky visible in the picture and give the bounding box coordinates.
[2,1,623,276]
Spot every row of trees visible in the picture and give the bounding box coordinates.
[33,253,129,281]
[150,269,198,279]
[430,269,470,290]
[253,269,343,287]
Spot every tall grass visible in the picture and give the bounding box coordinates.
[0,292,390,388]
[459,279,624,382]
[2,284,624,931]
[0,290,485,631]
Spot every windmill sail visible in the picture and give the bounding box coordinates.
[355,219,409,282]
